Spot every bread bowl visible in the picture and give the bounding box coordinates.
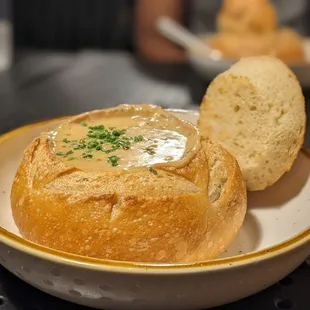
[11,104,247,263]
[198,56,306,191]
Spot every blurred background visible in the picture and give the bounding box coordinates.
[1,2,310,309]
[0,0,309,139]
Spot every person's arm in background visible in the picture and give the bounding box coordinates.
[134,0,186,63]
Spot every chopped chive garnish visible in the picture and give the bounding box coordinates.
[133,135,143,142]
[112,129,126,136]
[149,167,158,175]
[107,155,120,167]
[61,123,147,164]
[145,147,156,155]
[89,125,105,130]
[82,154,93,159]
[87,140,99,149]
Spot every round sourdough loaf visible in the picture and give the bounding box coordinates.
[198,56,306,191]
[11,104,246,263]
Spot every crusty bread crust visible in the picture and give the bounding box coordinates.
[198,56,306,191]
[11,105,247,263]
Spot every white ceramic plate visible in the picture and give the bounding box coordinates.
[0,109,309,310]
[188,35,310,87]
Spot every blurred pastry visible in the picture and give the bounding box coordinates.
[272,28,305,63]
[209,28,305,63]
[217,0,277,34]
[209,31,273,59]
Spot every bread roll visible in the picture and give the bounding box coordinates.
[209,31,274,59]
[11,104,246,263]
[209,28,305,63]
[272,28,305,63]
[198,56,306,191]
[217,0,277,34]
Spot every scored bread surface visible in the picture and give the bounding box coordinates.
[11,105,247,263]
[198,56,306,191]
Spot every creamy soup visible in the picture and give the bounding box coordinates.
[49,112,194,172]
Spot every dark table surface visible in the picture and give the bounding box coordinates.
[0,50,309,310]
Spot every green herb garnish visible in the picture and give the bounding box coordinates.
[149,167,158,175]
[112,129,126,137]
[145,147,156,155]
[108,156,120,167]
[133,135,143,142]
[60,122,145,164]
[87,140,99,149]
[56,150,73,157]
[89,125,105,131]
[82,154,93,159]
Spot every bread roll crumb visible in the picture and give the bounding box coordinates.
[199,56,306,191]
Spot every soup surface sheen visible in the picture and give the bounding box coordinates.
[49,114,189,172]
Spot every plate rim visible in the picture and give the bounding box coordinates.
[0,109,309,274]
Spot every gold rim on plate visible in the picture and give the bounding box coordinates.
[0,111,309,273]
